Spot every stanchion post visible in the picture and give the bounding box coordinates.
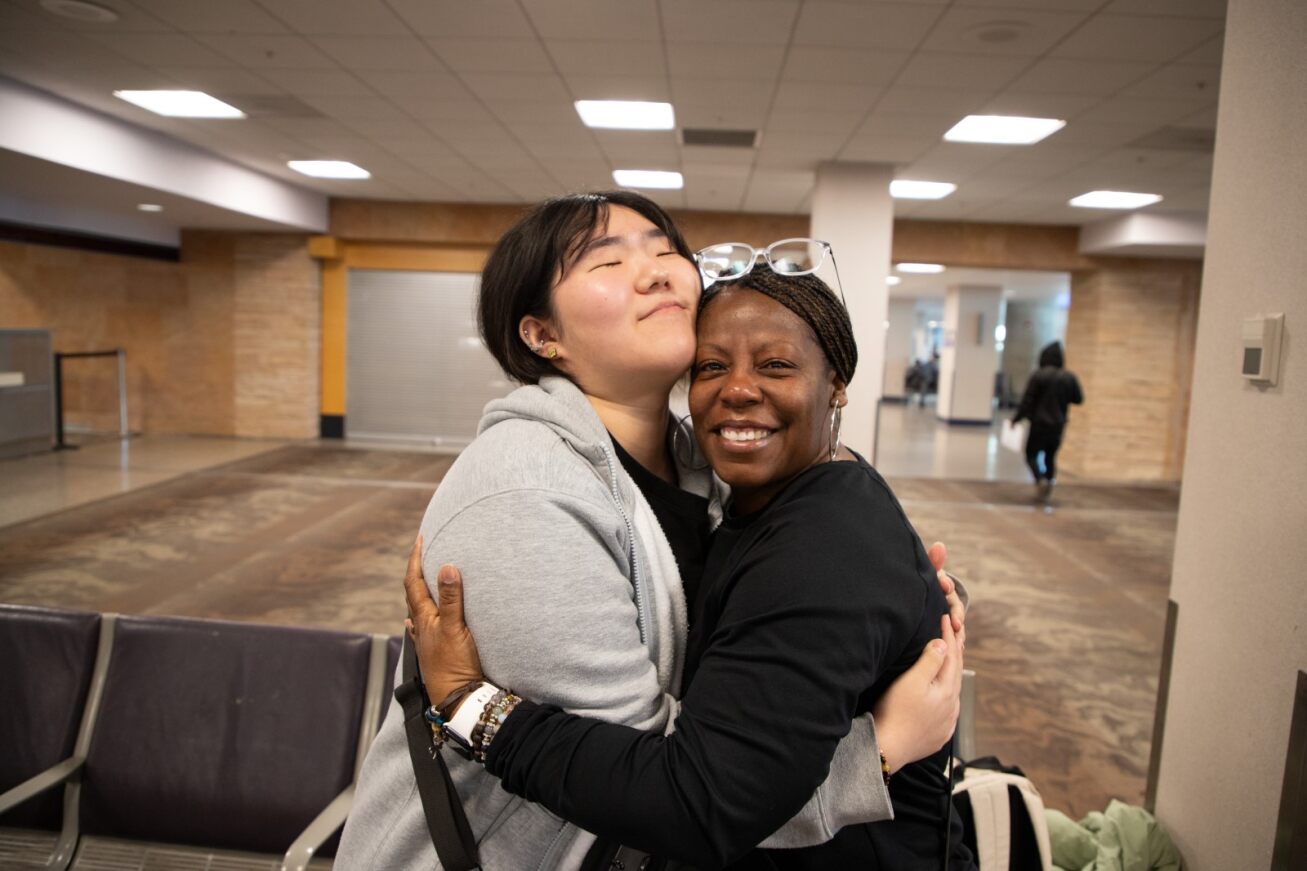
[53,351,67,450]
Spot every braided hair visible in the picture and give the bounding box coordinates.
[701,270,858,386]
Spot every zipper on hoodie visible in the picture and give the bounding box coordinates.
[600,444,647,645]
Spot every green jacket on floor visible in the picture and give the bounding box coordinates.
[1046,799,1183,871]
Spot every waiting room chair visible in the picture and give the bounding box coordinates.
[0,604,112,870]
[68,614,372,870]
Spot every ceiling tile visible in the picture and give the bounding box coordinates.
[547,40,665,78]
[310,36,444,71]
[772,80,880,113]
[258,67,374,98]
[780,46,910,85]
[521,0,661,41]
[754,139,840,169]
[430,39,555,75]
[1074,95,1210,126]
[921,6,1091,56]
[1002,58,1158,97]
[462,73,571,103]
[895,53,1031,91]
[595,131,681,164]
[374,137,465,162]
[131,0,289,33]
[337,114,430,139]
[154,66,286,97]
[856,112,954,139]
[483,99,577,126]
[765,110,860,137]
[256,0,410,35]
[564,75,670,102]
[538,159,615,190]
[386,0,535,38]
[903,142,1011,179]
[666,42,785,81]
[1175,105,1218,129]
[792,2,944,49]
[1175,35,1225,65]
[15,0,170,32]
[197,34,336,69]
[353,70,472,100]
[838,135,934,164]
[875,85,992,116]
[1119,64,1221,100]
[521,136,606,162]
[660,0,800,44]
[1103,0,1227,18]
[298,94,414,123]
[1050,15,1225,62]
[495,171,567,200]
[680,145,758,166]
[980,91,1100,119]
[81,32,235,67]
[407,99,498,127]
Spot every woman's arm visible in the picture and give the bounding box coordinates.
[409,529,962,867]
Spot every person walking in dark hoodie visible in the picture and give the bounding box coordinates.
[1013,341,1083,500]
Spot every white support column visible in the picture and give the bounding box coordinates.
[936,284,1002,424]
[809,162,894,459]
[882,297,916,400]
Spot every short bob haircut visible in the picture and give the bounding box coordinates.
[480,190,696,385]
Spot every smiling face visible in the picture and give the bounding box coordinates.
[690,287,847,515]
[526,205,701,402]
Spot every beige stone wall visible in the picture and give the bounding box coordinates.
[1060,258,1201,482]
[0,233,318,439]
[229,234,320,439]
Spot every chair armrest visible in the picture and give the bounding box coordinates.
[280,785,355,871]
[0,756,83,814]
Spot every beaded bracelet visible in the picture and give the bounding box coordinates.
[470,689,522,763]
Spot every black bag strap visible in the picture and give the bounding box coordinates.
[396,635,481,871]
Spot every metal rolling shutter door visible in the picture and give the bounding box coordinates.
[345,269,513,448]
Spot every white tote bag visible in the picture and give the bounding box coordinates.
[1000,419,1027,454]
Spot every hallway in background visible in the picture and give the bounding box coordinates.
[875,401,1034,483]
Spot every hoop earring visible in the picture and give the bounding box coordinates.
[828,404,842,461]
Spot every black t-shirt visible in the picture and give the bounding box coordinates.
[612,437,712,610]
[488,454,973,870]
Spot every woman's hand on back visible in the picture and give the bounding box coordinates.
[403,535,486,707]
[929,541,967,647]
[871,614,963,774]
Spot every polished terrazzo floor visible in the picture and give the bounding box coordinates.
[0,438,1176,821]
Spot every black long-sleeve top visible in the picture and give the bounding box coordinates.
[485,455,969,869]
[1014,344,1084,430]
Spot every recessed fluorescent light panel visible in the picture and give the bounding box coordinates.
[1069,190,1163,209]
[576,100,675,130]
[944,114,1065,145]
[114,90,245,118]
[886,276,902,286]
[137,203,163,212]
[890,180,957,200]
[612,169,683,190]
[288,160,371,179]
[896,263,946,274]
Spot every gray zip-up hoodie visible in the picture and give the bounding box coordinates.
[336,376,892,870]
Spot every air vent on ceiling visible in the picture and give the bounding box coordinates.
[1130,126,1216,154]
[225,95,325,119]
[680,128,759,148]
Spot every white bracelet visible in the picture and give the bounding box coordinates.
[445,682,500,746]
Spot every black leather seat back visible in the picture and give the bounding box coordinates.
[0,604,100,829]
[80,615,371,854]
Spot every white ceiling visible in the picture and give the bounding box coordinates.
[0,0,1224,226]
